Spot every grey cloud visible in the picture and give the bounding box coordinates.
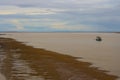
[0,0,120,31]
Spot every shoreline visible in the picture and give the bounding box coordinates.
[0,37,118,80]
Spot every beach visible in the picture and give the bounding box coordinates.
[0,37,118,80]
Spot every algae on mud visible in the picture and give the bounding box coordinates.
[0,37,118,80]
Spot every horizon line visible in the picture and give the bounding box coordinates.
[0,31,120,33]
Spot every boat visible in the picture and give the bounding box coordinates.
[96,36,102,41]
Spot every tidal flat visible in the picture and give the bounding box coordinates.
[0,37,118,80]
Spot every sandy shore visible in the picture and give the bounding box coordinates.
[0,37,118,80]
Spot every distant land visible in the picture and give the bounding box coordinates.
[0,31,120,33]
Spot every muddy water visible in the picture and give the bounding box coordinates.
[1,33,120,80]
[0,38,108,80]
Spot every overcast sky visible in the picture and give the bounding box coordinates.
[0,0,120,32]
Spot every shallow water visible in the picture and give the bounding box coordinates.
[1,32,120,79]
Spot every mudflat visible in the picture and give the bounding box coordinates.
[0,73,6,80]
[0,37,118,80]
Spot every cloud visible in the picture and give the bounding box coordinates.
[7,18,95,31]
[0,0,120,32]
[50,22,67,29]
[0,6,66,15]
[10,19,24,30]
[0,19,25,31]
[50,22,95,31]
[15,18,56,27]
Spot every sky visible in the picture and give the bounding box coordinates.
[0,0,120,32]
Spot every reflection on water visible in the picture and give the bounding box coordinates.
[0,48,45,80]
[12,53,44,80]
[0,50,6,70]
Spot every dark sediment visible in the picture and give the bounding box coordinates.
[0,34,6,35]
[0,37,118,80]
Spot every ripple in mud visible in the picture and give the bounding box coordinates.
[11,52,45,80]
[0,50,7,70]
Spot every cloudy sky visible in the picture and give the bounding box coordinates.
[0,0,120,32]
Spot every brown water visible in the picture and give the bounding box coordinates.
[1,33,120,79]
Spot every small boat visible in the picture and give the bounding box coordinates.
[96,36,102,41]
